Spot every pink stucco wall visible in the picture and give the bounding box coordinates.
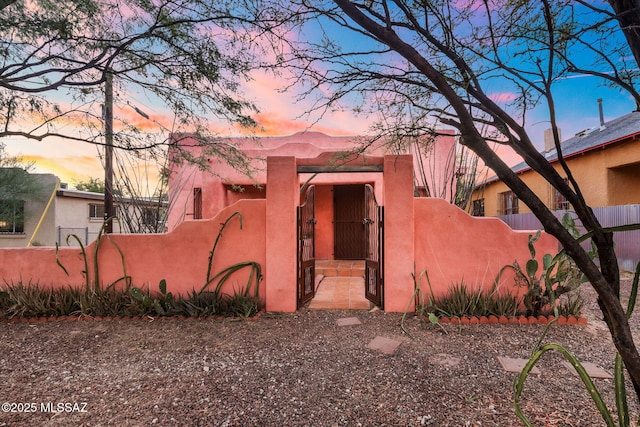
[265,157,298,312]
[0,200,267,300]
[167,131,455,231]
[382,155,416,311]
[413,198,557,299]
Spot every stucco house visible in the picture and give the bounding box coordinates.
[470,111,640,217]
[167,131,458,247]
[0,130,557,313]
[0,171,165,248]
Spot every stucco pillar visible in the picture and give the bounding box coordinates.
[383,154,415,312]
[265,156,298,312]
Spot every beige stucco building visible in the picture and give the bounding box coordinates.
[0,172,164,248]
[470,111,640,217]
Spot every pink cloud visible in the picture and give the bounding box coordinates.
[489,92,519,103]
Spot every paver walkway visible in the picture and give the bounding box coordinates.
[308,260,371,310]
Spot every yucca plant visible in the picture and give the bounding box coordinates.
[223,288,261,318]
[434,281,476,317]
[174,290,223,318]
[486,290,520,317]
[49,286,83,316]
[427,280,520,318]
[2,280,53,318]
[78,286,131,317]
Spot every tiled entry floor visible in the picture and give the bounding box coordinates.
[308,260,371,310]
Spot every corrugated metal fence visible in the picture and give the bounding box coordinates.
[498,204,640,272]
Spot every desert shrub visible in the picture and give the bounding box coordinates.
[223,290,261,318]
[498,213,592,317]
[0,280,262,319]
[0,281,82,318]
[556,289,585,317]
[174,290,224,318]
[428,280,520,318]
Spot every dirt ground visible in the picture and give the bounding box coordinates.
[1,279,639,426]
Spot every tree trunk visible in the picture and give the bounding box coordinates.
[608,0,640,74]
[332,0,640,401]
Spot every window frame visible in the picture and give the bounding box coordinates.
[0,199,26,234]
[472,198,485,216]
[499,191,519,215]
[552,179,571,211]
[193,187,203,220]
[89,203,118,221]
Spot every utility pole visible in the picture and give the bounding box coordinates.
[104,70,114,233]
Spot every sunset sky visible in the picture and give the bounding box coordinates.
[2,3,638,187]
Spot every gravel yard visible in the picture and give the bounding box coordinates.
[1,279,639,427]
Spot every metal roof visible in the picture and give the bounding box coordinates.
[486,111,640,182]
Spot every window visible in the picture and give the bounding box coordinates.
[142,207,160,226]
[89,203,105,220]
[89,203,117,220]
[552,179,571,211]
[499,191,519,215]
[193,187,203,220]
[0,200,25,234]
[472,199,485,216]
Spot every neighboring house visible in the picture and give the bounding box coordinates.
[470,111,640,217]
[0,172,166,248]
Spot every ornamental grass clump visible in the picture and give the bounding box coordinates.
[0,281,86,318]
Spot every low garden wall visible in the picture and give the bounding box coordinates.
[0,187,559,317]
[0,200,267,301]
[413,198,558,301]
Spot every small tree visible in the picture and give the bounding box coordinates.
[0,0,291,184]
[74,178,106,193]
[0,143,45,232]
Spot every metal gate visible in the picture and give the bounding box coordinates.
[297,185,316,308]
[364,184,384,308]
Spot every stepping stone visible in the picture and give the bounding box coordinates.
[429,353,461,367]
[367,336,402,355]
[497,356,541,374]
[561,361,612,379]
[336,317,362,327]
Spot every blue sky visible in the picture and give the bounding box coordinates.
[3,2,638,184]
